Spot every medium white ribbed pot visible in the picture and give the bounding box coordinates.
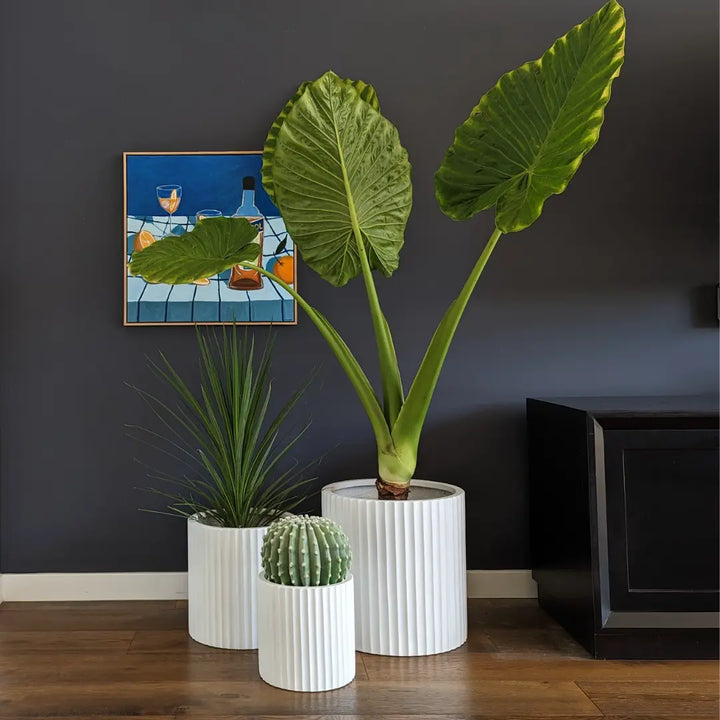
[322,479,466,656]
[187,515,267,649]
[257,574,355,692]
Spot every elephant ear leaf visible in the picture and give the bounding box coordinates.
[262,77,380,206]
[128,217,260,285]
[262,70,410,287]
[435,0,625,233]
[350,78,380,111]
[262,81,311,205]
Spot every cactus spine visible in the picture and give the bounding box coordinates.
[261,515,351,586]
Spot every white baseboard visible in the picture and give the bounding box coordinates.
[466,570,537,599]
[1,572,188,602]
[0,570,536,602]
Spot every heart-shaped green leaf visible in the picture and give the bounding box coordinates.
[262,78,380,206]
[128,217,260,285]
[351,79,381,111]
[262,70,411,287]
[262,81,311,206]
[435,0,625,232]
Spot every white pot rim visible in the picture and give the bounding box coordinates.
[322,478,464,503]
[257,572,354,590]
[188,513,270,531]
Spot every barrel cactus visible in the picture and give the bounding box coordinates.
[261,515,351,586]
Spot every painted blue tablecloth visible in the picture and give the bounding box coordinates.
[126,215,295,324]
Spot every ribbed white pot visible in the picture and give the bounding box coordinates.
[322,479,467,656]
[187,516,267,649]
[257,574,355,692]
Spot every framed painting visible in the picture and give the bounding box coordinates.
[123,151,296,326]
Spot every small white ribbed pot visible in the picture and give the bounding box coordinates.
[322,479,466,656]
[257,574,355,692]
[187,515,267,650]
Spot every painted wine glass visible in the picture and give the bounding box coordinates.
[156,184,182,236]
[195,209,222,223]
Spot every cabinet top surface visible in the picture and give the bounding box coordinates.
[528,395,719,417]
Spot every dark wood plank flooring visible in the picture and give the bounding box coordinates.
[0,599,716,718]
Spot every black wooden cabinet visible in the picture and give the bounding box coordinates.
[527,396,719,659]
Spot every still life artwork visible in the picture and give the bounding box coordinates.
[124,151,296,325]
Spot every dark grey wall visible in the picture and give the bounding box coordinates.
[1,0,717,573]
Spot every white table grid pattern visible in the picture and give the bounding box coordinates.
[125,215,295,324]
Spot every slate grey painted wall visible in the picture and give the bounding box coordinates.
[0,0,717,573]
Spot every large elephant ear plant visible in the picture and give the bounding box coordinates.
[246,0,626,499]
[141,1,625,499]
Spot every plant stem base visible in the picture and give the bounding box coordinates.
[375,477,410,500]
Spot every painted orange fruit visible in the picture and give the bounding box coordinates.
[273,256,294,284]
[133,229,156,253]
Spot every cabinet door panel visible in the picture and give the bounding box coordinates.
[603,428,719,613]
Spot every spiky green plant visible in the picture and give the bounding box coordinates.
[128,326,315,527]
[261,515,351,586]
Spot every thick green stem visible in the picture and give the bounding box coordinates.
[355,235,404,427]
[245,224,501,500]
[390,227,503,465]
[377,447,416,487]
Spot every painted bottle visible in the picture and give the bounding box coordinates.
[229,176,264,290]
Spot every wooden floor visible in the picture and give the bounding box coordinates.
[0,599,716,719]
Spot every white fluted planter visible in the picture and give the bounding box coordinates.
[187,516,267,649]
[257,574,355,692]
[322,479,467,656]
